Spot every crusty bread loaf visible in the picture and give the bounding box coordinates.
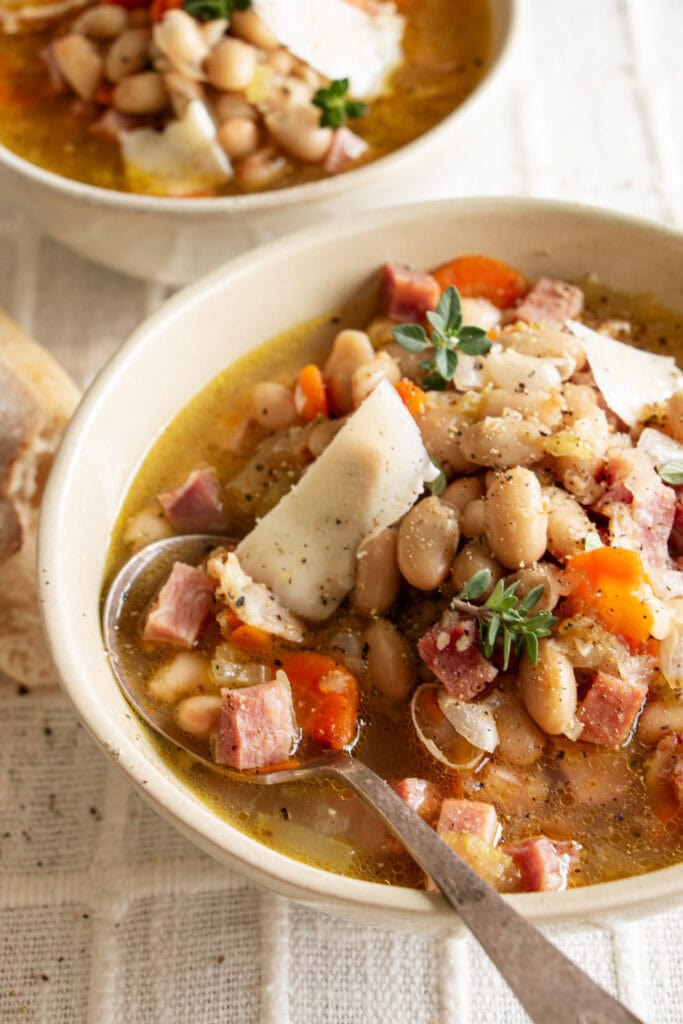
[0,308,80,687]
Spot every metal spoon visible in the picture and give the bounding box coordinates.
[103,535,645,1024]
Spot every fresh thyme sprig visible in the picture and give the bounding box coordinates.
[312,78,368,129]
[392,285,491,391]
[182,0,250,21]
[658,460,683,485]
[451,569,557,670]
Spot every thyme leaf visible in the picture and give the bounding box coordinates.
[658,460,683,485]
[392,285,491,390]
[451,569,557,670]
[312,78,368,129]
[182,0,250,20]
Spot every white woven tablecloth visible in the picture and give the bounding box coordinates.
[2,2,683,1021]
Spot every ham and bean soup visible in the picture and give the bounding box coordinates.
[0,0,490,196]
[107,253,683,893]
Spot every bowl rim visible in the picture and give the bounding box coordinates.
[39,195,683,926]
[0,0,517,216]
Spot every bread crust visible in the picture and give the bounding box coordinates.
[0,308,80,687]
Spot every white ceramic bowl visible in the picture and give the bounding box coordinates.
[39,197,683,934]
[0,1,516,286]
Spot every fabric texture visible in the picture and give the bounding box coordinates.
[2,1,683,1020]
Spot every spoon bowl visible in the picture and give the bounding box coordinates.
[102,533,645,1024]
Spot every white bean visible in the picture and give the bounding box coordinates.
[230,9,279,49]
[365,619,415,701]
[214,92,257,123]
[307,417,346,458]
[265,102,333,163]
[74,4,129,40]
[638,699,683,745]
[416,395,474,477]
[441,476,484,513]
[218,117,259,158]
[479,388,564,429]
[544,485,592,561]
[148,652,211,704]
[365,317,395,349]
[248,381,297,431]
[519,641,577,735]
[52,33,103,100]
[459,413,547,469]
[450,539,502,596]
[206,37,258,92]
[323,329,374,414]
[265,48,294,76]
[351,350,401,408]
[113,71,168,115]
[485,468,548,569]
[175,694,222,736]
[397,497,460,590]
[353,527,401,616]
[505,564,562,612]
[499,324,586,369]
[105,27,151,84]
[460,498,486,537]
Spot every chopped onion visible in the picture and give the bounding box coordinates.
[211,643,272,688]
[637,427,683,468]
[660,622,683,693]
[437,692,499,753]
[410,684,487,770]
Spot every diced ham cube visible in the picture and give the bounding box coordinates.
[601,447,679,598]
[159,467,227,533]
[143,562,214,647]
[646,731,683,821]
[512,277,584,327]
[381,263,440,323]
[417,613,497,699]
[669,498,683,558]
[577,670,647,747]
[393,777,439,821]
[90,108,139,141]
[214,673,297,770]
[505,835,581,892]
[323,126,368,173]
[436,798,500,845]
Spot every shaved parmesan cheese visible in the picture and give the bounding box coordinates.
[120,100,231,197]
[637,427,683,468]
[251,0,404,99]
[236,379,433,621]
[567,320,682,428]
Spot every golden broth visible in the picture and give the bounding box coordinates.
[0,0,491,195]
[104,279,683,889]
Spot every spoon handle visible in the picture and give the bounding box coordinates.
[326,755,645,1024]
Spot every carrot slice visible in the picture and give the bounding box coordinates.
[279,652,359,750]
[294,364,328,422]
[395,378,427,418]
[432,255,527,309]
[564,547,654,649]
[229,624,272,655]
